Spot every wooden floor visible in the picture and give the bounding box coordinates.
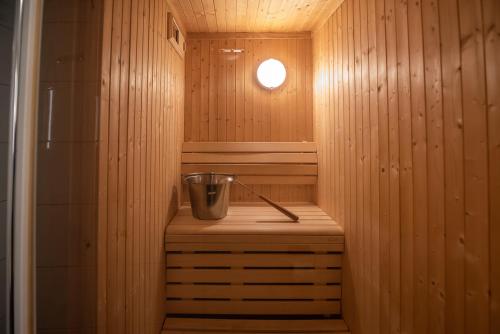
[162,317,350,333]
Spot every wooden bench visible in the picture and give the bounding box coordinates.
[181,142,318,185]
[164,204,346,333]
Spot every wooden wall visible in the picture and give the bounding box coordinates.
[185,34,313,143]
[184,34,315,202]
[98,0,184,333]
[313,0,499,333]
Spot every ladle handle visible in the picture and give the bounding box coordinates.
[235,180,299,221]
[257,194,299,222]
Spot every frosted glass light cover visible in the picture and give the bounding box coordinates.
[256,58,286,89]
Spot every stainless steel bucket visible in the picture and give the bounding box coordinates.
[183,173,236,220]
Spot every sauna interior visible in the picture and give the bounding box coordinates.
[0,0,499,333]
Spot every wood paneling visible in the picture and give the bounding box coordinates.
[168,0,343,33]
[185,37,313,142]
[98,0,184,333]
[184,35,314,202]
[313,0,500,333]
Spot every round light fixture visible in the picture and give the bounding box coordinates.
[256,58,286,89]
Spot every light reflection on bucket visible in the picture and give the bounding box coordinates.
[183,173,236,220]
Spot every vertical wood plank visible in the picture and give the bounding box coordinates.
[226,39,236,141]
[184,41,193,141]
[139,0,149,328]
[244,39,254,141]
[407,0,429,332]
[217,39,227,140]
[235,39,245,141]
[107,0,124,330]
[305,37,314,141]
[209,39,218,141]
[421,1,446,331]
[126,0,138,332]
[97,0,113,330]
[439,0,465,333]
[385,0,402,331]
[191,39,201,141]
[200,39,210,141]
[376,0,389,330]
[367,0,380,331]
[458,0,490,332]
[394,0,413,332]
[132,0,144,331]
[360,1,370,330]
[483,1,500,332]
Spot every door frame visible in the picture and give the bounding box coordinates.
[7,0,44,332]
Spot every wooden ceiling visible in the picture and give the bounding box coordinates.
[168,0,343,33]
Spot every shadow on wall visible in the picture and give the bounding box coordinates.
[167,186,179,224]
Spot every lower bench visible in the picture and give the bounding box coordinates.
[165,204,345,318]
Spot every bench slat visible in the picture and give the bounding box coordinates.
[163,318,349,333]
[182,142,317,153]
[181,163,318,175]
[166,253,341,268]
[166,285,341,300]
[166,268,342,284]
[165,300,340,315]
[182,153,317,164]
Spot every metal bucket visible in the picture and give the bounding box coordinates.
[183,173,236,220]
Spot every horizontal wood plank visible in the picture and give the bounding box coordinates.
[163,318,349,332]
[165,300,341,315]
[182,153,318,164]
[181,164,318,175]
[167,224,344,236]
[166,269,342,284]
[165,243,344,253]
[166,235,345,245]
[175,206,328,216]
[166,284,341,300]
[170,216,332,223]
[182,142,317,153]
[183,175,317,184]
[166,253,341,268]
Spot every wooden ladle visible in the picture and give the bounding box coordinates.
[235,179,299,222]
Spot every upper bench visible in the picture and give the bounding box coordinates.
[181,142,318,185]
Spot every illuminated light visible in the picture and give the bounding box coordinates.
[256,58,287,89]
